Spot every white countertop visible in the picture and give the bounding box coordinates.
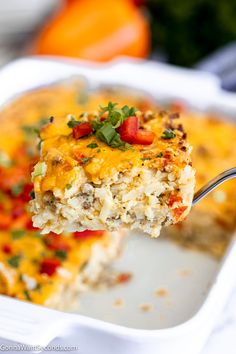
[202,283,236,354]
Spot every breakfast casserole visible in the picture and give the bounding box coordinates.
[0,77,234,317]
[30,102,195,237]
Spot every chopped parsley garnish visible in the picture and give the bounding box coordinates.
[87,143,98,149]
[99,102,137,128]
[67,116,81,128]
[11,183,23,197]
[11,229,26,240]
[82,157,92,164]
[161,129,176,139]
[55,249,67,261]
[8,255,21,268]
[141,157,151,161]
[156,152,163,157]
[91,102,137,150]
[66,183,72,190]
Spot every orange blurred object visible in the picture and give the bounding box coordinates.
[33,0,150,61]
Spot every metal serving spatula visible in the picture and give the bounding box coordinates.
[193,167,236,205]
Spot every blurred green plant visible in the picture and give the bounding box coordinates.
[148,0,236,66]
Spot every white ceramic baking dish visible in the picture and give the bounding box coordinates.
[0,57,236,354]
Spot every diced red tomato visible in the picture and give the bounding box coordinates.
[2,243,12,254]
[168,194,183,207]
[0,213,12,230]
[44,233,70,251]
[72,122,93,139]
[118,116,139,143]
[40,257,61,276]
[132,129,155,145]
[73,230,105,239]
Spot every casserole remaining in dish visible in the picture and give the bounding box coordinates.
[165,110,236,258]
[0,80,235,259]
[30,104,195,237]
[0,86,125,309]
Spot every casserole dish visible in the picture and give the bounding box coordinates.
[0,57,236,354]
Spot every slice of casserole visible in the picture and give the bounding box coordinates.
[31,103,195,237]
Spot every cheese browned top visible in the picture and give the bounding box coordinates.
[34,108,192,191]
[30,103,195,236]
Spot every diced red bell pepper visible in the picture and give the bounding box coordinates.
[11,200,25,219]
[74,230,105,239]
[0,213,12,230]
[19,183,34,202]
[72,122,93,139]
[118,116,139,143]
[132,129,155,145]
[168,194,183,207]
[44,233,70,251]
[2,243,12,254]
[118,116,155,145]
[25,219,39,231]
[173,206,188,220]
[40,257,61,276]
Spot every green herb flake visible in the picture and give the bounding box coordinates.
[67,116,81,128]
[22,125,39,136]
[8,255,21,268]
[24,290,32,301]
[11,183,23,197]
[66,183,72,190]
[156,152,163,157]
[55,249,67,261]
[91,102,137,150]
[33,232,43,239]
[34,283,42,292]
[11,229,26,240]
[22,117,51,135]
[0,151,12,168]
[82,157,92,164]
[32,162,47,178]
[161,129,176,140]
[87,143,98,149]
